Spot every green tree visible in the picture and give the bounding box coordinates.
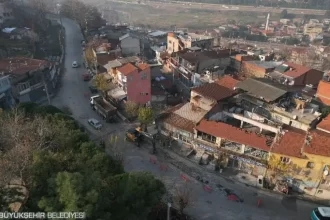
[321,106,330,118]
[0,105,165,218]
[138,107,154,130]
[125,101,139,118]
[109,172,165,220]
[93,74,109,93]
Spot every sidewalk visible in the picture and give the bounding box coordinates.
[154,138,330,206]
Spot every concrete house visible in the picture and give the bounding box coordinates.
[119,33,140,56]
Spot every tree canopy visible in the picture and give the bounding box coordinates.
[0,103,165,217]
[138,107,154,128]
[60,0,104,30]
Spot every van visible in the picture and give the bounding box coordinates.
[311,207,330,220]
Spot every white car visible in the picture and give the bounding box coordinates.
[72,61,78,68]
[88,118,102,130]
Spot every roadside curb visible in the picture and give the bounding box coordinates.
[158,145,329,206]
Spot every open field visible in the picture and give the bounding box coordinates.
[106,1,280,30]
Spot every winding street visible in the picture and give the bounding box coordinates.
[50,16,318,220]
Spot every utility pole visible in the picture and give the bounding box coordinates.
[167,202,171,220]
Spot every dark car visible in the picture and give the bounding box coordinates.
[126,128,143,145]
[89,86,98,93]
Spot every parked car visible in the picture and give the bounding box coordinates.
[82,73,92,81]
[72,61,78,68]
[89,86,98,93]
[88,118,102,130]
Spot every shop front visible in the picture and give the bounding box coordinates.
[228,154,267,177]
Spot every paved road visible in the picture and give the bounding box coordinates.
[108,0,325,15]
[52,17,318,220]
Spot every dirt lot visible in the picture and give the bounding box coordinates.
[106,1,280,30]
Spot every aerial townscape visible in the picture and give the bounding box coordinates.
[1,0,330,219]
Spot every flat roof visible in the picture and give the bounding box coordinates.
[246,61,282,69]
[236,78,288,102]
[174,103,208,124]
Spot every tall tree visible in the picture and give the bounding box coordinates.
[138,107,154,130]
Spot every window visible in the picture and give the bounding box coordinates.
[141,72,147,80]
[128,75,133,81]
[307,162,314,168]
[169,40,172,44]
[280,157,291,164]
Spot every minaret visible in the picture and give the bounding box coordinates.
[265,13,270,31]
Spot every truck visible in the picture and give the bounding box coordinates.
[90,95,117,122]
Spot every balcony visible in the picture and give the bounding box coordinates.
[244,146,268,160]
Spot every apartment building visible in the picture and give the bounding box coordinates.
[167,32,214,54]
[0,0,13,25]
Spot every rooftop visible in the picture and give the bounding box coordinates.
[96,53,117,66]
[304,130,330,157]
[177,32,213,42]
[245,61,282,69]
[86,39,109,50]
[316,80,330,105]
[174,102,208,124]
[236,78,288,102]
[195,120,272,152]
[137,63,149,71]
[159,104,196,133]
[282,62,311,78]
[192,83,236,102]
[117,56,140,65]
[317,114,330,133]
[0,57,50,75]
[215,75,240,90]
[271,128,306,158]
[104,60,122,69]
[177,49,231,64]
[117,63,137,76]
[149,30,167,37]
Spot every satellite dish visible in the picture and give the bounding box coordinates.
[324,170,329,176]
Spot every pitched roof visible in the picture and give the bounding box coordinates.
[0,57,50,75]
[158,103,195,133]
[316,80,330,105]
[195,120,272,151]
[271,128,306,158]
[163,113,195,133]
[236,78,287,102]
[317,114,330,133]
[215,75,239,90]
[304,130,330,157]
[282,62,311,78]
[191,83,235,101]
[104,60,122,70]
[117,63,137,76]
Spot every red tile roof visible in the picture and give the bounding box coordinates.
[215,75,240,90]
[271,128,306,158]
[317,115,330,133]
[195,120,271,151]
[191,83,236,101]
[316,80,330,105]
[117,63,137,76]
[137,63,149,71]
[282,62,311,78]
[0,57,50,75]
[304,130,330,157]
